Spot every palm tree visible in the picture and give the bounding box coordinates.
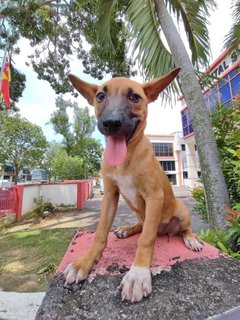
[224,0,240,48]
[97,0,229,229]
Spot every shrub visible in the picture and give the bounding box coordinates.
[51,151,85,181]
[200,206,240,261]
[23,198,55,220]
[33,198,55,215]
[191,186,208,222]
[210,102,240,207]
[192,102,240,222]
[224,206,240,252]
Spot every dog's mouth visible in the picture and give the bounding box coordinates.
[104,121,140,167]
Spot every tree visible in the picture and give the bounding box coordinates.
[0,113,48,183]
[41,141,63,180]
[79,138,103,176]
[51,149,85,181]
[0,0,135,94]
[224,0,240,49]
[50,95,96,154]
[97,0,229,229]
[0,63,26,111]
[49,96,103,176]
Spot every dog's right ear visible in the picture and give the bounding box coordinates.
[68,74,99,106]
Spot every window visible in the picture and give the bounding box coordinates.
[181,66,240,137]
[160,161,176,171]
[219,83,231,104]
[181,144,186,151]
[231,74,240,96]
[183,171,188,179]
[197,171,201,178]
[167,174,177,185]
[152,143,173,157]
[181,108,194,137]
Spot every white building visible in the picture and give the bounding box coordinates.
[146,133,201,188]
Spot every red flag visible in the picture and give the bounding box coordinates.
[1,57,10,108]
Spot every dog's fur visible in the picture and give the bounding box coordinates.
[64,68,203,302]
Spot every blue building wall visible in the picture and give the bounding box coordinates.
[181,46,240,138]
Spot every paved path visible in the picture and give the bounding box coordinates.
[0,292,45,320]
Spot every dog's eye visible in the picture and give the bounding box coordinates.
[129,93,141,103]
[96,92,106,102]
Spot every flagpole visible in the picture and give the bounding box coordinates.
[0,44,8,93]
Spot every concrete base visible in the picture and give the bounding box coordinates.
[35,232,240,320]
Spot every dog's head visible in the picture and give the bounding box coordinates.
[69,68,180,166]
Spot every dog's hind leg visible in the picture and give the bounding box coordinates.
[114,221,143,238]
[174,199,204,252]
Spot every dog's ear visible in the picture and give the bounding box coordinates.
[142,67,180,103]
[68,74,99,106]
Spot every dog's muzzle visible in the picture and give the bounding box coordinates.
[98,111,139,141]
[102,115,122,134]
[98,110,140,166]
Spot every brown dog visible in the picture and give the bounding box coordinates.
[64,68,203,302]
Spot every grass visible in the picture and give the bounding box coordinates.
[0,228,76,292]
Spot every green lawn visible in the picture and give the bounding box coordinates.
[0,228,75,292]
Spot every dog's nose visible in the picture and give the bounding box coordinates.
[102,116,122,133]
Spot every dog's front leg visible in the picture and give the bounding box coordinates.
[64,185,119,285]
[120,192,164,302]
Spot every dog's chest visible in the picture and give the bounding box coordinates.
[109,175,137,208]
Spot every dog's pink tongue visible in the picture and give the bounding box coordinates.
[104,136,127,166]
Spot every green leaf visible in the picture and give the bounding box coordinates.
[97,0,118,55]
[217,241,229,254]
[165,0,216,67]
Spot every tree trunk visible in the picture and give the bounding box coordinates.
[154,0,229,229]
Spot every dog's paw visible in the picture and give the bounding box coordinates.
[120,266,152,303]
[63,263,87,285]
[183,236,204,252]
[114,227,129,239]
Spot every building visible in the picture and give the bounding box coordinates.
[146,132,201,187]
[181,45,240,138]
[179,45,240,187]
[147,45,240,187]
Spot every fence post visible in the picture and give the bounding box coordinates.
[77,181,90,210]
[14,185,24,221]
[77,182,83,209]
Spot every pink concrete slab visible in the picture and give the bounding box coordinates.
[57,231,223,278]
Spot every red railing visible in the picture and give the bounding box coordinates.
[0,188,16,218]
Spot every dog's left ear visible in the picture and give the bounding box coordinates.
[143,67,180,103]
[68,74,99,106]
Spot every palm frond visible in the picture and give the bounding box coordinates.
[165,0,217,68]
[127,0,174,78]
[224,0,240,49]
[126,0,180,101]
[97,0,118,55]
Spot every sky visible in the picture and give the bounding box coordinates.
[10,0,232,145]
